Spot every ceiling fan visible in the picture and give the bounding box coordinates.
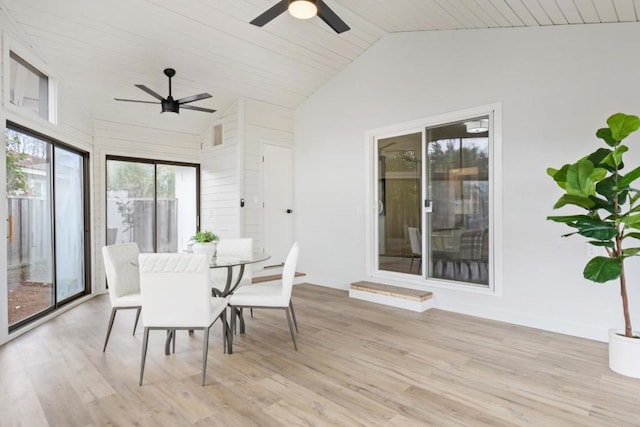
[114,68,216,114]
[251,0,350,34]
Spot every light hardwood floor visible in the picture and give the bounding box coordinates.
[1,284,639,426]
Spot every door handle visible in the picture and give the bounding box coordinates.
[286,209,293,214]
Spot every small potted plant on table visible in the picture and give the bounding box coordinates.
[191,230,218,262]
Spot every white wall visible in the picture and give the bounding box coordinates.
[295,22,640,342]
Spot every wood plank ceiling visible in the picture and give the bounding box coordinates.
[2,0,639,135]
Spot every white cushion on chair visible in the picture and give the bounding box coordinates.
[228,284,288,307]
[229,242,299,308]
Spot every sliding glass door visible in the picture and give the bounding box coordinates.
[374,114,492,288]
[6,124,89,329]
[106,157,198,253]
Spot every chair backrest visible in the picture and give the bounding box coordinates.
[281,242,300,300]
[408,227,421,256]
[102,243,140,304]
[138,253,215,328]
[216,238,254,284]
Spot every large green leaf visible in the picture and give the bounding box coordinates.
[623,232,640,240]
[620,213,640,227]
[595,175,618,201]
[623,248,640,256]
[565,159,600,197]
[586,148,614,167]
[596,128,618,147]
[553,194,595,209]
[588,240,615,248]
[608,113,640,141]
[583,256,622,283]
[573,218,617,240]
[618,166,640,187]
[602,145,628,168]
[547,214,592,224]
[547,165,569,189]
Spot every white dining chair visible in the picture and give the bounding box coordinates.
[138,252,229,386]
[228,242,299,352]
[101,243,142,352]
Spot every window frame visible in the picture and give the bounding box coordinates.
[6,121,91,332]
[105,155,201,253]
[365,103,503,296]
[3,34,58,125]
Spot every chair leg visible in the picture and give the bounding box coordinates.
[410,256,415,273]
[229,307,235,354]
[239,308,246,334]
[172,329,176,354]
[221,309,227,354]
[289,301,298,333]
[133,307,141,335]
[285,307,298,351]
[250,308,254,319]
[202,327,210,386]
[103,308,118,352]
[139,327,150,386]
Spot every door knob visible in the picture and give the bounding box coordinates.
[286,209,293,214]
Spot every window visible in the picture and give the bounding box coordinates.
[9,52,49,120]
[6,124,90,330]
[106,157,199,253]
[370,104,501,292]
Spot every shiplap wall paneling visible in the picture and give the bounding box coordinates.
[200,101,240,237]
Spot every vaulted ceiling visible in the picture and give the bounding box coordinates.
[3,0,639,135]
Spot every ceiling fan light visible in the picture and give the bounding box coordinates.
[288,0,317,19]
[465,119,489,133]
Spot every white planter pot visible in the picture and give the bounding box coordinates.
[192,241,217,262]
[608,329,640,378]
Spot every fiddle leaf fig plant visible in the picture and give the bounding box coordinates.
[547,113,640,338]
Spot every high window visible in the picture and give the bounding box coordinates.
[6,124,90,330]
[8,52,50,121]
[370,105,501,292]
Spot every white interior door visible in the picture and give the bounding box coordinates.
[262,143,294,265]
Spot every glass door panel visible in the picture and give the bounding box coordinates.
[6,128,54,326]
[156,164,197,253]
[426,117,490,285]
[54,147,85,301]
[106,160,155,252]
[377,132,422,275]
[106,158,198,254]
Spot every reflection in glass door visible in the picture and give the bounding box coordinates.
[376,132,422,275]
[55,147,86,301]
[6,128,54,326]
[6,125,89,329]
[426,117,490,286]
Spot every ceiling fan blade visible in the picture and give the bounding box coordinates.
[135,84,165,101]
[250,0,288,27]
[177,93,212,105]
[181,105,217,113]
[114,98,159,104]
[317,0,350,33]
